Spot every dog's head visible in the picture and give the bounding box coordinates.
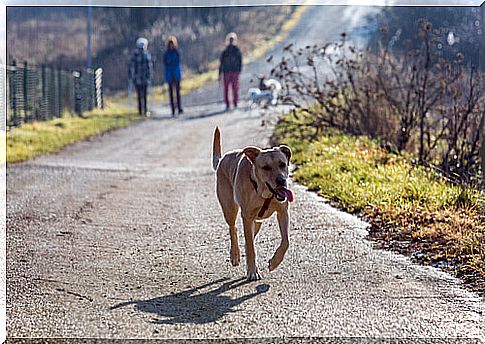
[243,145,293,202]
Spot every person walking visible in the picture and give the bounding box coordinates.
[219,32,242,110]
[128,37,153,116]
[163,36,183,117]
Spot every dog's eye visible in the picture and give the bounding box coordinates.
[280,162,287,168]
[263,165,272,171]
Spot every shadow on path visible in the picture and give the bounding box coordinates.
[149,107,227,121]
[148,113,177,121]
[183,99,225,108]
[110,277,270,324]
[183,108,229,121]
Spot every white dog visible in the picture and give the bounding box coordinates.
[248,78,282,107]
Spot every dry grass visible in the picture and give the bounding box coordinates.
[245,3,310,63]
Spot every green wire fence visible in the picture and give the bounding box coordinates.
[6,61,103,128]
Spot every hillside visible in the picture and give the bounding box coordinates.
[7,6,295,90]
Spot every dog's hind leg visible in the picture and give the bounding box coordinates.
[216,176,240,267]
[226,207,240,267]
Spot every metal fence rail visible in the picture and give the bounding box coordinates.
[6,61,103,128]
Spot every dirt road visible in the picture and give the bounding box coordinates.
[6,6,483,340]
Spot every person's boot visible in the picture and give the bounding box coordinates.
[178,108,184,114]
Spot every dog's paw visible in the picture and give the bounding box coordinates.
[268,259,274,272]
[230,248,240,266]
[268,259,279,272]
[246,271,262,281]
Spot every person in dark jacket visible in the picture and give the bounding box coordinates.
[128,37,153,116]
[164,36,183,116]
[219,32,242,110]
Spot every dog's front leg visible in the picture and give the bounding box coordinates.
[243,216,261,281]
[268,209,289,272]
[253,221,263,238]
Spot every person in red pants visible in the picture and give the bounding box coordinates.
[219,32,242,110]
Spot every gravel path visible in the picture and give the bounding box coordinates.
[6,6,484,340]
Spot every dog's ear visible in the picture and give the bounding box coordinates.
[279,145,292,161]
[243,146,261,163]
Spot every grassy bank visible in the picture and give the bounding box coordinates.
[272,111,484,295]
[7,103,141,163]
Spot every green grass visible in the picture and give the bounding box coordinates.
[281,130,468,214]
[273,110,484,294]
[7,103,141,163]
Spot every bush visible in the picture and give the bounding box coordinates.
[270,20,484,184]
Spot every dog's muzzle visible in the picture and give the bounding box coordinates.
[266,182,294,203]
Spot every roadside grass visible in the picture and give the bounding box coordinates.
[272,110,485,294]
[7,102,141,163]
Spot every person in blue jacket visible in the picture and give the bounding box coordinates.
[163,36,183,117]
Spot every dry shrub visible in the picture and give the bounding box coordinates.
[270,20,484,184]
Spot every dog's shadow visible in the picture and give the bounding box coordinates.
[110,277,269,324]
[183,108,228,121]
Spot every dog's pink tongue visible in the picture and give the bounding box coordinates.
[285,188,294,203]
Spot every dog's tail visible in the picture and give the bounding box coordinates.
[212,126,222,171]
